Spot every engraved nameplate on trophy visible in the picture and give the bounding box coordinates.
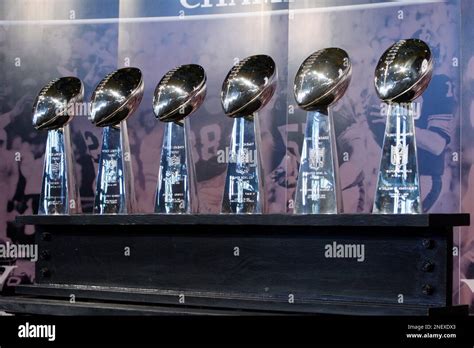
[222,115,262,214]
[94,124,133,214]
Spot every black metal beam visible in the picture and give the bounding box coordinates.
[15,213,471,228]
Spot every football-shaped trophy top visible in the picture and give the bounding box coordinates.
[375,38,433,103]
[294,47,352,110]
[221,54,277,118]
[90,67,144,127]
[32,77,84,130]
[153,64,207,123]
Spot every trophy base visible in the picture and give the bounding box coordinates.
[39,125,80,215]
[93,122,135,214]
[221,115,263,214]
[155,119,196,214]
[294,109,340,214]
[373,104,421,214]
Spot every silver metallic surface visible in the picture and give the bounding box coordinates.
[153,65,206,213]
[92,68,143,214]
[33,77,83,130]
[221,55,277,119]
[294,48,351,214]
[90,67,144,127]
[33,77,83,215]
[153,64,207,123]
[374,39,432,103]
[373,39,433,214]
[294,47,352,110]
[221,55,276,213]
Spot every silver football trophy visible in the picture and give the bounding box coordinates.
[373,39,433,214]
[293,48,352,214]
[90,67,144,214]
[153,64,207,214]
[33,77,83,215]
[220,55,277,214]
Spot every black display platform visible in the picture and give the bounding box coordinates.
[1,213,470,316]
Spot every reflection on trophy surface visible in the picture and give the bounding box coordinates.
[33,77,83,215]
[90,67,144,214]
[220,55,277,214]
[153,64,206,214]
[294,48,352,214]
[373,39,433,214]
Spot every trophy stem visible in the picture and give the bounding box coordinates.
[294,109,340,214]
[39,125,80,215]
[221,114,263,214]
[155,118,196,214]
[94,122,135,214]
[373,103,421,214]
